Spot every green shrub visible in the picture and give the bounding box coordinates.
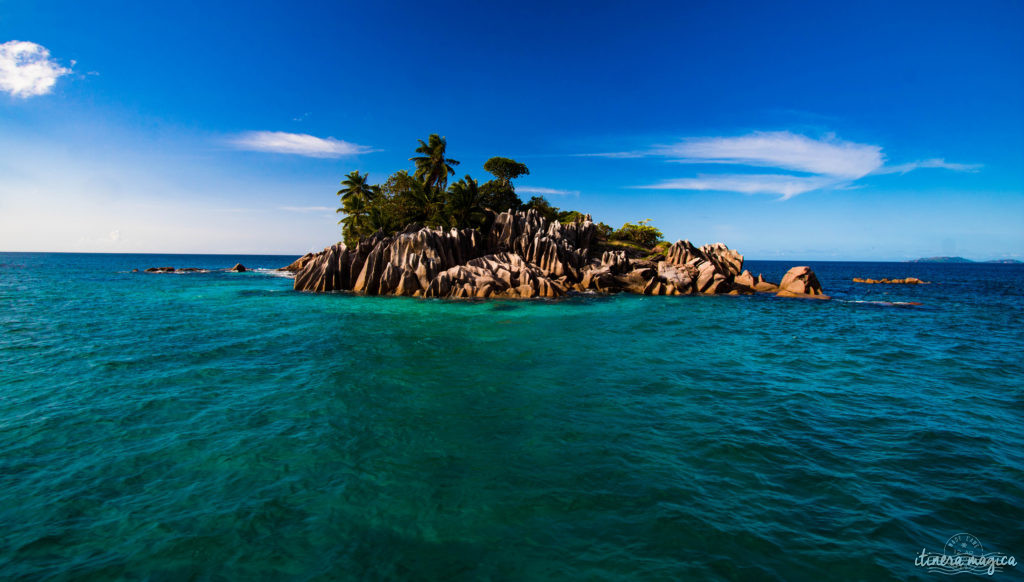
[610,219,663,248]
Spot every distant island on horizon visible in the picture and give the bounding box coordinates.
[908,256,1022,264]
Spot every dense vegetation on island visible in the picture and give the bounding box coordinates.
[336,134,666,251]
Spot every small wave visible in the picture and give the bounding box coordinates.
[840,299,925,308]
[252,268,295,279]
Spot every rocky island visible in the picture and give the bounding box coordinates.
[288,208,827,300]
[284,134,827,300]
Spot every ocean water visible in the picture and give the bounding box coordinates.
[1,252,1022,581]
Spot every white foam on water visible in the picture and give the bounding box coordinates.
[253,268,296,279]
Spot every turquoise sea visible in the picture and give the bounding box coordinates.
[1,252,1022,581]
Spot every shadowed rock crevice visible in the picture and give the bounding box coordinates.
[292,210,827,299]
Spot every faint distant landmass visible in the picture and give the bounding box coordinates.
[908,256,974,263]
[907,256,1022,264]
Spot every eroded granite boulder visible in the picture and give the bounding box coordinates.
[777,266,829,299]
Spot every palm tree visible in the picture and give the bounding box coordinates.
[337,171,377,244]
[338,193,369,244]
[367,205,394,233]
[405,177,444,226]
[337,170,375,208]
[446,175,484,228]
[409,134,460,191]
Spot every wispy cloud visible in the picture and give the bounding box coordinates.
[872,158,983,175]
[229,131,374,158]
[0,40,72,98]
[517,186,580,196]
[605,131,978,199]
[656,132,883,179]
[638,174,836,200]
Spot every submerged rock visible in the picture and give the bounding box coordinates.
[291,210,826,301]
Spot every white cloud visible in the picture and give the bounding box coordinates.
[229,131,374,158]
[109,229,121,242]
[873,158,983,175]
[658,132,884,179]
[614,131,980,199]
[517,186,580,196]
[637,174,836,200]
[0,40,72,98]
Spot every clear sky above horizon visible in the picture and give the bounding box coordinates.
[1,0,1022,260]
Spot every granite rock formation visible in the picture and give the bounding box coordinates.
[292,209,826,300]
[278,253,315,273]
[777,266,829,299]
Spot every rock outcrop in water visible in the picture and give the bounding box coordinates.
[852,277,929,284]
[138,266,240,274]
[292,209,827,300]
[777,266,829,299]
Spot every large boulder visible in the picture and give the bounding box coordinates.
[777,266,828,299]
[661,240,747,295]
[656,261,694,294]
[228,263,246,272]
[424,253,564,298]
[664,240,702,266]
[278,253,315,273]
[700,242,744,277]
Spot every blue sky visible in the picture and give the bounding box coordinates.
[1,0,1021,259]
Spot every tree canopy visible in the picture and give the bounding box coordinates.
[333,135,665,250]
[483,157,530,186]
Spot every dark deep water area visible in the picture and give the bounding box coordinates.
[2,253,1022,580]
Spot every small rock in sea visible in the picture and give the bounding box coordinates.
[852,277,929,284]
[131,269,139,273]
[144,267,177,273]
[228,263,246,272]
[777,266,829,299]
